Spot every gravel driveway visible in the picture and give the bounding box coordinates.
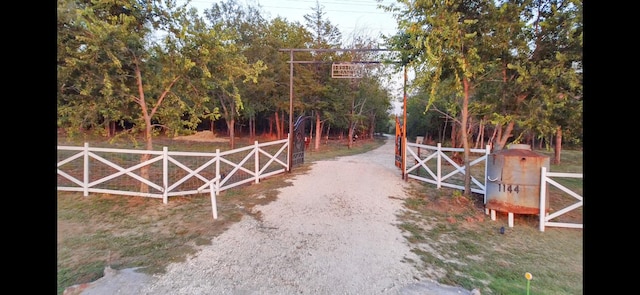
[80,135,475,295]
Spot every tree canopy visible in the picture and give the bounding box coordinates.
[58,0,582,160]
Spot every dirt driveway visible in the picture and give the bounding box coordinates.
[78,135,476,295]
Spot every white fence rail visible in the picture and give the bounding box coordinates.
[405,142,491,195]
[57,138,289,217]
[539,167,583,231]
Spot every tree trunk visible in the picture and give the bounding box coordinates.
[531,133,535,149]
[493,121,515,151]
[488,125,498,152]
[220,95,236,149]
[369,114,375,139]
[440,117,447,143]
[140,126,152,194]
[461,77,472,197]
[281,111,286,140]
[450,121,458,148]
[314,112,322,151]
[135,65,152,194]
[539,135,543,149]
[275,111,281,139]
[105,121,116,137]
[348,120,357,147]
[553,126,562,164]
[348,127,354,149]
[325,124,330,144]
[249,116,255,142]
[475,118,485,149]
[227,118,236,149]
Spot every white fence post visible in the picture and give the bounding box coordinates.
[539,167,548,232]
[215,149,221,196]
[484,144,491,205]
[163,146,169,204]
[255,141,260,184]
[436,143,442,189]
[209,176,220,220]
[83,142,89,197]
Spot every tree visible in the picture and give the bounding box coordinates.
[387,0,494,197]
[359,76,393,139]
[303,0,343,151]
[203,0,267,149]
[58,0,155,139]
[508,0,583,163]
[467,0,582,159]
[59,0,208,192]
[265,18,315,139]
[385,0,582,196]
[339,35,385,148]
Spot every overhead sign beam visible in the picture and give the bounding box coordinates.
[279,48,406,177]
[285,60,397,64]
[278,48,392,52]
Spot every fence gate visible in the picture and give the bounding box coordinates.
[291,116,309,167]
[394,116,403,168]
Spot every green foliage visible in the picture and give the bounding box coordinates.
[58,0,396,147]
[383,0,583,150]
[405,94,444,140]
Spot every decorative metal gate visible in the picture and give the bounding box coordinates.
[291,116,309,167]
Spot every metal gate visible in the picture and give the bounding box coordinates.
[394,116,403,168]
[291,116,309,167]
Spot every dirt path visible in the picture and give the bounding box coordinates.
[79,135,475,295]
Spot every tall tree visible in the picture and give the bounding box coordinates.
[58,0,207,192]
[203,0,267,148]
[303,0,343,151]
[388,0,494,197]
[462,0,582,157]
[504,0,583,163]
[385,0,582,196]
[339,34,385,148]
[264,18,315,139]
[58,0,156,139]
[359,76,392,140]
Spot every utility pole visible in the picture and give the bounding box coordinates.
[288,49,294,172]
[402,65,407,180]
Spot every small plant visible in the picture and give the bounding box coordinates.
[525,272,533,295]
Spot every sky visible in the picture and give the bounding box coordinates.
[185,0,400,41]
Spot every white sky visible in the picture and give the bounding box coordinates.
[185,0,399,40]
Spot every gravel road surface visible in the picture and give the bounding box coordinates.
[79,135,475,295]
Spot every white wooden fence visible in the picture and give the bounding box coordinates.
[405,142,491,195]
[57,138,583,229]
[539,167,583,231]
[404,142,582,232]
[57,138,289,219]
